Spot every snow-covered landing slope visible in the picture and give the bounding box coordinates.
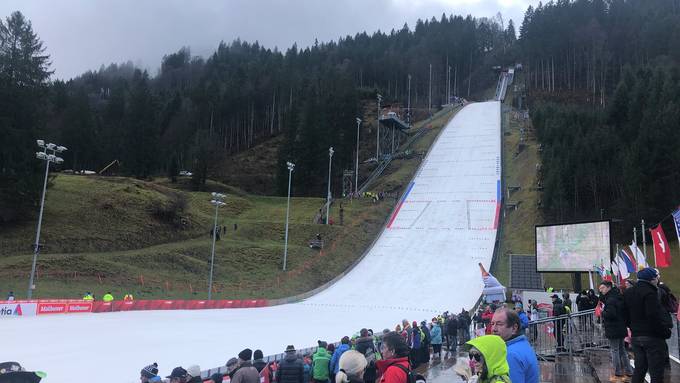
[4,102,501,383]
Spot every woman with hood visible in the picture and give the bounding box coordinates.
[458,335,511,383]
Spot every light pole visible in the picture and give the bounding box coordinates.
[355,118,361,195]
[429,63,432,115]
[283,161,295,271]
[376,94,382,161]
[208,192,226,300]
[326,147,334,225]
[407,75,411,126]
[28,140,66,299]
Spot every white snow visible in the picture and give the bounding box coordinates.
[4,101,501,382]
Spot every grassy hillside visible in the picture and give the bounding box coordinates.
[0,106,459,300]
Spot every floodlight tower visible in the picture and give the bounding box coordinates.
[28,140,66,299]
[208,192,226,299]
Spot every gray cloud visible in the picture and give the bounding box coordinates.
[0,0,537,80]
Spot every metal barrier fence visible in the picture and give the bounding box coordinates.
[669,315,680,361]
[526,309,607,360]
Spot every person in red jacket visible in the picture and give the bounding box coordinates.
[376,332,410,383]
[482,306,495,335]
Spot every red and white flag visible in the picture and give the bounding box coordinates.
[650,225,671,267]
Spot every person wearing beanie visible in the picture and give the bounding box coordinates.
[211,373,224,383]
[355,329,378,383]
[623,267,670,383]
[276,345,304,383]
[253,350,267,373]
[140,363,159,383]
[335,351,367,383]
[186,365,202,383]
[231,349,260,383]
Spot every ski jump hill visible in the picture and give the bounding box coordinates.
[5,101,501,383]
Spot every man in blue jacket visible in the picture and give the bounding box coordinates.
[329,336,351,377]
[491,307,539,383]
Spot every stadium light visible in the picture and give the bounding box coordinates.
[355,118,361,195]
[326,147,334,225]
[283,161,295,271]
[28,140,66,299]
[376,94,382,161]
[208,192,226,300]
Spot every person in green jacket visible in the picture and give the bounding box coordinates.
[312,341,332,383]
[465,335,511,383]
[102,292,114,302]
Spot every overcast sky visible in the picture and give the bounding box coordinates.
[0,0,538,80]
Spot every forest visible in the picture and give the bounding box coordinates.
[521,0,680,230]
[0,10,516,223]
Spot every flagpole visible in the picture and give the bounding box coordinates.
[615,244,620,284]
[642,219,648,264]
[673,209,680,263]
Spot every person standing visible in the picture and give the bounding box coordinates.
[312,341,332,383]
[446,314,459,352]
[624,268,671,383]
[491,308,539,383]
[550,294,567,352]
[462,335,512,383]
[102,292,114,302]
[355,329,377,383]
[598,281,633,381]
[6,291,15,301]
[376,332,410,383]
[334,351,367,383]
[330,337,351,381]
[430,318,443,359]
[277,345,304,383]
[232,349,261,383]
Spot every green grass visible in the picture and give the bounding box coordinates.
[0,107,459,301]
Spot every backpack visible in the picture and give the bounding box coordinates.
[364,345,376,364]
[421,328,429,344]
[666,292,679,313]
[389,363,426,383]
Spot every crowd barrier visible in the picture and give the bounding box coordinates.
[0,299,269,317]
[526,308,606,360]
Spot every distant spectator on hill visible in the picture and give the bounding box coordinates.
[102,292,114,302]
[6,291,14,301]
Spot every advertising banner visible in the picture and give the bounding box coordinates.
[0,302,37,317]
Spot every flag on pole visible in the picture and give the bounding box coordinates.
[630,242,647,269]
[611,257,620,282]
[650,225,671,267]
[619,249,636,273]
[616,252,630,279]
[672,209,680,247]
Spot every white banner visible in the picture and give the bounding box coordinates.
[0,302,37,317]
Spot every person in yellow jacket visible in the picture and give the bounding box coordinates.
[102,292,114,302]
[455,335,511,383]
[82,292,94,301]
[123,293,134,301]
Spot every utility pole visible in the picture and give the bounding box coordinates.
[376,94,382,161]
[208,192,226,300]
[326,147,334,225]
[28,141,66,299]
[407,74,411,126]
[429,63,432,115]
[355,118,361,195]
[283,162,295,271]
